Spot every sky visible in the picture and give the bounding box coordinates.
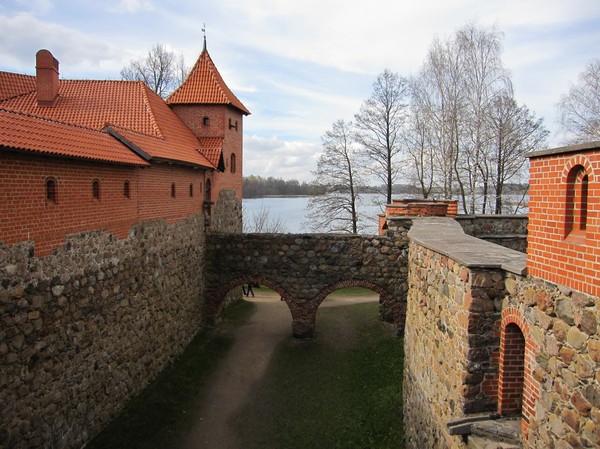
[1,0,599,182]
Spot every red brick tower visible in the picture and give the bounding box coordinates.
[167,40,250,203]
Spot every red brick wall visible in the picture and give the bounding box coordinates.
[0,152,208,256]
[171,104,244,201]
[527,150,600,296]
[498,307,540,438]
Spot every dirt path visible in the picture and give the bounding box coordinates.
[180,291,377,449]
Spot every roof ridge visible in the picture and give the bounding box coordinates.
[138,83,165,138]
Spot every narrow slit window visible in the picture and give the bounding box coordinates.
[171,183,176,198]
[46,178,57,203]
[92,179,100,201]
[189,183,194,197]
[124,180,130,199]
[230,154,236,173]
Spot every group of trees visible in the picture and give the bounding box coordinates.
[243,175,316,198]
[308,23,553,233]
[124,35,600,235]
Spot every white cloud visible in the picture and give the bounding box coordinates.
[108,0,154,14]
[0,12,123,76]
[244,135,320,182]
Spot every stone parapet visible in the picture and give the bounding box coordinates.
[404,217,526,449]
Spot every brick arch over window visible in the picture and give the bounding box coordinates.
[499,307,540,436]
[562,156,593,238]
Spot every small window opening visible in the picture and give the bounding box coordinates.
[171,183,176,198]
[124,180,130,199]
[46,178,57,203]
[203,117,210,126]
[230,154,237,173]
[189,183,194,197]
[92,179,100,201]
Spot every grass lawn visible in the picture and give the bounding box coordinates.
[235,300,405,449]
[86,292,404,449]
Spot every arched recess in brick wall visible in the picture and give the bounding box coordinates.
[563,155,593,238]
[498,307,540,436]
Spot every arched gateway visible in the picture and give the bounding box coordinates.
[204,233,409,337]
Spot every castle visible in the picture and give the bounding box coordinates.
[0,44,249,256]
[1,44,599,449]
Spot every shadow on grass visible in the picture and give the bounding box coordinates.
[86,300,256,449]
[234,301,405,449]
[87,298,404,449]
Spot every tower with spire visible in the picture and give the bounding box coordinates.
[167,39,250,206]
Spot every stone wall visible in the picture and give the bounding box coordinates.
[404,217,527,449]
[0,215,206,449]
[205,229,410,337]
[404,216,600,449]
[503,274,600,448]
[454,215,528,253]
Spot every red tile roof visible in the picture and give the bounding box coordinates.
[198,137,224,166]
[0,108,149,166]
[167,49,250,115]
[0,73,35,100]
[0,73,215,169]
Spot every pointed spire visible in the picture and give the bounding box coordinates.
[166,40,250,115]
[202,23,207,52]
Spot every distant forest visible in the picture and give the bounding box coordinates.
[243,176,318,198]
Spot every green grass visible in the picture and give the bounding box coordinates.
[86,299,404,449]
[235,301,404,449]
[86,299,256,449]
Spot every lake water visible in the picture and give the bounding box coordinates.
[242,194,386,234]
[242,193,528,234]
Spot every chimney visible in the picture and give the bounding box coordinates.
[36,49,60,107]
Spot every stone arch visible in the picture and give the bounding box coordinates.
[202,276,293,327]
[312,278,393,308]
[499,307,539,437]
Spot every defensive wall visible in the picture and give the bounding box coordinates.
[0,191,241,449]
[404,217,600,449]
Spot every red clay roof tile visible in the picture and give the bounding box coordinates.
[0,108,149,166]
[167,49,250,115]
[198,137,224,166]
[0,73,35,100]
[0,75,216,169]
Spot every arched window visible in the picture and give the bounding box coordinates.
[46,178,57,204]
[92,179,100,201]
[230,154,236,173]
[565,165,589,237]
[124,180,130,199]
[498,323,525,416]
[171,183,176,198]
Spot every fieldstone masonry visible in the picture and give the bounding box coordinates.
[0,216,206,449]
[404,216,600,449]
[204,230,410,337]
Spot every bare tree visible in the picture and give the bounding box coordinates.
[557,59,600,144]
[487,94,548,213]
[305,120,363,233]
[121,44,189,99]
[354,70,409,204]
[243,204,287,233]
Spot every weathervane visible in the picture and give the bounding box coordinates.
[202,23,207,51]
